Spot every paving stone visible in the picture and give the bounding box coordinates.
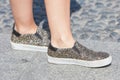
[79,33,89,40]
[95,2,105,8]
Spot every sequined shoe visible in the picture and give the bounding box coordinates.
[47,41,112,67]
[10,24,50,52]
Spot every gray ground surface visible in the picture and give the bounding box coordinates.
[0,0,120,80]
[1,33,120,80]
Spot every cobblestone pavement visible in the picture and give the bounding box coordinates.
[0,0,120,80]
[72,0,120,42]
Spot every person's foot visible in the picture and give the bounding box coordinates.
[10,23,50,52]
[47,41,112,67]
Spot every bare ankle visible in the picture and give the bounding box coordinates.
[14,24,37,34]
[51,38,75,48]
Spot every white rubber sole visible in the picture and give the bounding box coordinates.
[47,55,112,67]
[10,41,48,52]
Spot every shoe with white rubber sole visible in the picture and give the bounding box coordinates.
[47,41,112,67]
[10,23,50,52]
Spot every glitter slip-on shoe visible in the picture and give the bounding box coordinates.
[47,41,112,67]
[10,23,50,52]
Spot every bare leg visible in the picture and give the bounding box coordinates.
[45,0,75,48]
[10,0,37,34]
